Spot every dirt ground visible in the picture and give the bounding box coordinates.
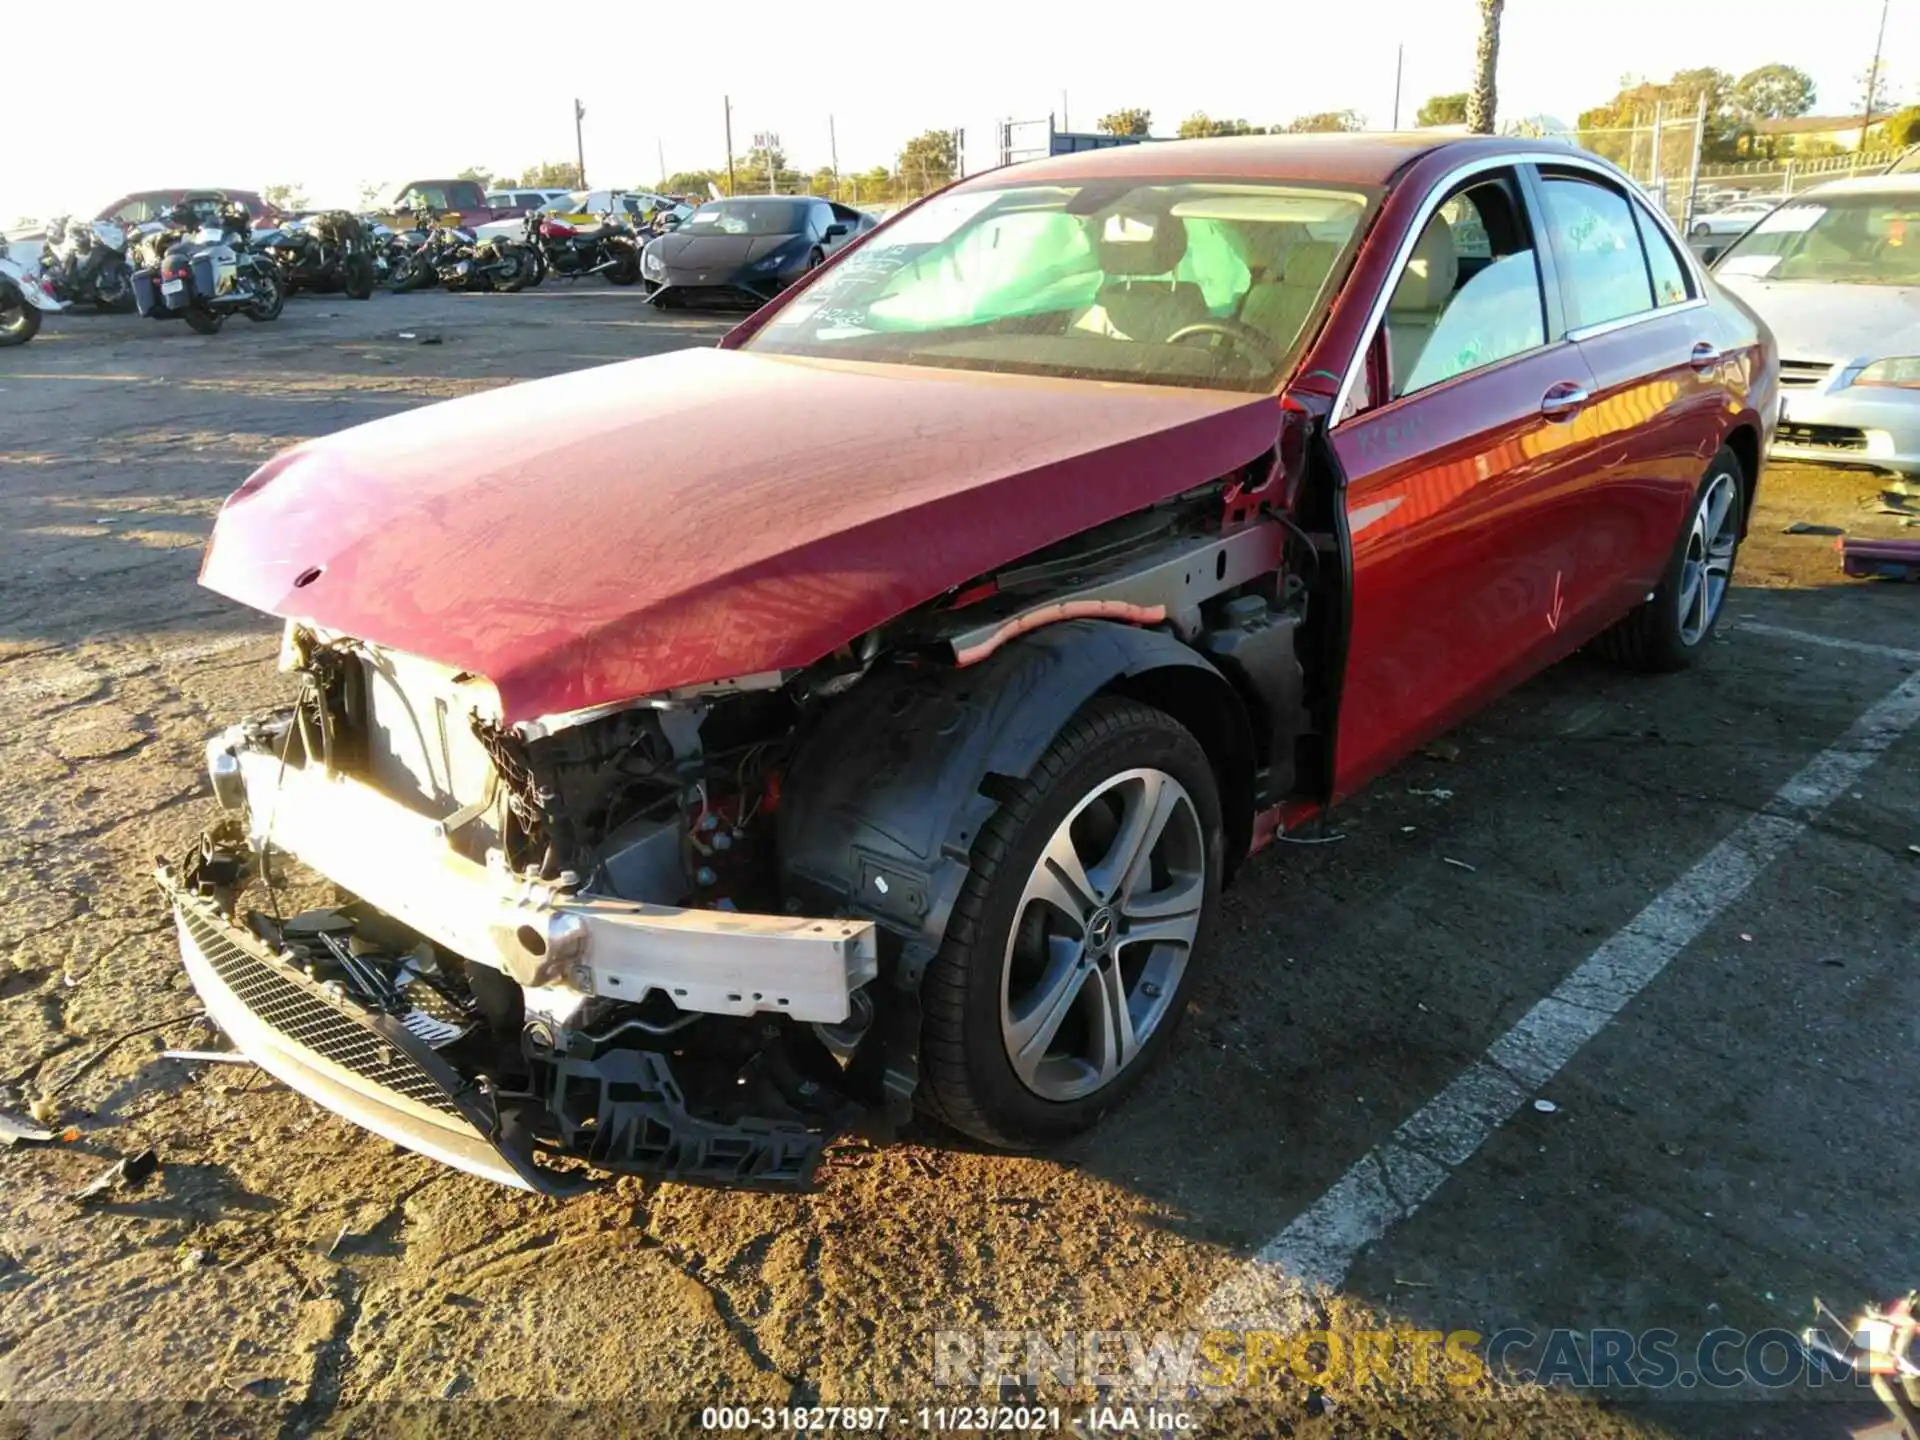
[1,291,1916,1440]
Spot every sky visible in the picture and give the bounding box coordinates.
[6,0,1916,221]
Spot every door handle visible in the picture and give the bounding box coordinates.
[1540,381,1589,420]
[1689,341,1722,372]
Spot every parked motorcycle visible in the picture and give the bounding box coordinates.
[388,211,535,293]
[129,200,284,334]
[0,233,66,346]
[39,216,135,311]
[366,220,406,286]
[523,208,640,285]
[256,210,377,299]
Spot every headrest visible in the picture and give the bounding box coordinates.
[1279,240,1342,286]
[1390,217,1458,310]
[1095,212,1186,276]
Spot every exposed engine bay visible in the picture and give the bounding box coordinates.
[166,471,1317,1192]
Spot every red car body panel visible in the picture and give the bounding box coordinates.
[199,349,1280,724]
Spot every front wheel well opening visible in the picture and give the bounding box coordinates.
[1723,423,1761,533]
[1103,665,1255,879]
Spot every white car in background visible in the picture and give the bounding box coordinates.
[485,187,574,215]
[1710,175,1920,473]
[474,189,674,244]
[1689,197,1782,239]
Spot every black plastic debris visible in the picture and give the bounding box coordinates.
[73,1147,158,1203]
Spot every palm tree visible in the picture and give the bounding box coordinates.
[1466,0,1504,135]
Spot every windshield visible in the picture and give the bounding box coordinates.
[398,182,485,212]
[1716,192,1920,285]
[684,199,811,236]
[743,178,1373,392]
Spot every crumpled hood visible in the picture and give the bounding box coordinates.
[200,347,1280,724]
[1713,275,1920,361]
[652,231,798,272]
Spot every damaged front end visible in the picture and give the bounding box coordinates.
[162,631,882,1192]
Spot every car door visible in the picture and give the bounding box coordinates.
[810,201,844,255]
[1532,166,1726,617]
[1328,166,1607,798]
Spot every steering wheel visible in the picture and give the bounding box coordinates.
[1164,319,1277,367]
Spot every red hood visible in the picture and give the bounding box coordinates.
[200,348,1280,723]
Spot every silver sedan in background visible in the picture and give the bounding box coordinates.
[1711,175,1920,474]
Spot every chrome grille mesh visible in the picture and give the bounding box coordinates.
[178,904,462,1116]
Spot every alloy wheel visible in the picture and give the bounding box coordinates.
[999,767,1205,1102]
[1678,467,1738,646]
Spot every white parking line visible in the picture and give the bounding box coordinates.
[1738,621,1920,666]
[1198,667,1920,1335]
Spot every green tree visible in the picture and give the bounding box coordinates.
[1885,105,1920,148]
[896,129,959,193]
[851,166,893,204]
[1285,110,1365,133]
[264,182,308,212]
[1857,66,1894,123]
[1095,108,1152,137]
[1730,64,1816,122]
[1416,92,1470,127]
[663,170,724,198]
[1467,0,1505,134]
[356,181,386,210]
[807,166,840,197]
[456,165,497,190]
[1176,113,1264,138]
[519,160,584,189]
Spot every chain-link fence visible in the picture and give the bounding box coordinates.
[1571,110,1904,246]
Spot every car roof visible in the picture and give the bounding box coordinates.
[956,133,1580,191]
[1792,173,1920,198]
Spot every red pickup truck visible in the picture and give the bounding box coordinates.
[383,179,519,230]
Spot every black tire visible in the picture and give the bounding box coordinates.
[603,247,640,285]
[93,263,135,312]
[1691,221,1711,239]
[0,297,41,346]
[494,245,533,294]
[183,307,225,334]
[918,696,1224,1149]
[244,269,285,322]
[1593,444,1746,672]
[525,247,547,286]
[343,253,376,300]
[389,256,427,293]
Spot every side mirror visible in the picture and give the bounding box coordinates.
[824,222,848,239]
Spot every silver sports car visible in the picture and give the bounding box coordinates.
[1711,175,1920,474]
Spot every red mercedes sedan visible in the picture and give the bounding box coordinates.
[167,134,1776,1194]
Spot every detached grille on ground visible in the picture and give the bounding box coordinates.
[176,902,462,1116]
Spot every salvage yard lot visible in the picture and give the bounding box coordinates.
[1,291,1917,1438]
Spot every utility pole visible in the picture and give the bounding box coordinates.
[1061,90,1069,131]
[1392,42,1403,129]
[574,99,587,188]
[657,139,666,190]
[1860,0,1890,156]
[829,115,839,199]
[724,95,736,197]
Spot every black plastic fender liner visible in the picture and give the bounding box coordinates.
[776,619,1253,1119]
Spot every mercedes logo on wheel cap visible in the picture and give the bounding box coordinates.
[1087,906,1117,953]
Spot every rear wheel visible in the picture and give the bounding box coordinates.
[0,294,41,346]
[93,262,134,312]
[389,256,427,293]
[603,247,639,285]
[1593,445,1745,671]
[919,697,1222,1148]
[343,253,376,300]
[183,306,224,334]
[1691,221,1711,238]
[494,244,533,293]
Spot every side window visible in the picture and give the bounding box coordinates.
[1632,202,1692,306]
[811,202,835,236]
[1382,175,1547,402]
[1539,174,1655,329]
